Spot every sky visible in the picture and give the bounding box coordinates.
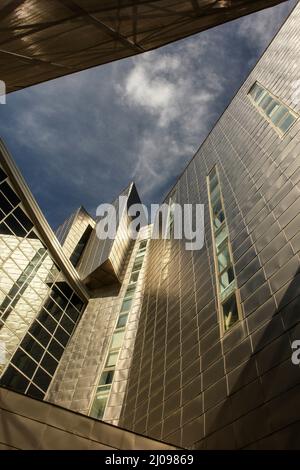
[0,0,297,231]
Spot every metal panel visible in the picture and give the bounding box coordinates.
[0,0,288,93]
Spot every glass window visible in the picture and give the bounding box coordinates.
[132,257,143,271]
[111,330,125,349]
[11,349,37,379]
[139,240,147,250]
[5,214,27,237]
[120,297,132,313]
[217,243,231,272]
[215,225,228,249]
[278,112,296,133]
[27,384,44,400]
[212,198,222,217]
[51,286,68,309]
[13,207,33,232]
[214,210,225,230]
[90,389,109,420]
[0,167,7,182]
[0,222,12,235]
[219,266,235,292]
[260,94,272,111]
[210,184,220,206]
[0,194,13,215]
[209,173,218,193]
[99,370,114,386]
[70,292,84,311]
[38,309,57,334]
[270,105,287,125]
[56,282,73,299]
[116,313,128,329]
[265,99,280,117]
[20,335,44,362]
[0,365,29,393]
[0,181,20,207]
[60,314,75,334]
[129,271,139,284]
[222,294,239,331]
[54,326,69,347]
[105,351,118,368]
[248,82,298,136]
[65,303,80,322]
[41,353,58,375]
[48,338,64,361]
[125,284,136,297]
[208,166,240,334]
[32,367,52,392]
[70,225,92,267]
[44,298,63,321]
[29,321,51,348]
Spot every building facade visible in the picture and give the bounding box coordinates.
[1,3,300,450]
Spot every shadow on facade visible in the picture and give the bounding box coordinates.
[194,268,300,449]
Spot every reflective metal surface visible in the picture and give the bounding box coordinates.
[120,4,300,448]
[0,0,288,93]
[0,387,177,449]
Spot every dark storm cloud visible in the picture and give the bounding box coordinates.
[0,0,296,229]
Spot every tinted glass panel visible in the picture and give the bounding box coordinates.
[20,335,44,362]
[29,322,51,347]
[0,167,7,182]
[51,286,68,309]
[48,339,64,361]
[54,326,69,346]
[13,207,33,232]
[11,349,37,379]
[5,214,27,237]
[60,315,75,334]
[41,352,58,375]
[27,384,45,400]
[33,368,52,391]
[0,194,13,214]
[0,365,29,393]
[120,298,132,313]
[222,294,239,332]
[116,314,128,328]
[90,391,109,420]
[0,181,20,206]
[106,352,118,367]
[44,298,63,321]
[70,293,84,311]
[279,113,296,133]
[111,330,125,349]
[99,370,114,385]
[65,303,80,322]
[38,309,57,334]
[0,222,12,235]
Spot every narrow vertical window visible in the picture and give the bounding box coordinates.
[207,167,240,333]
[69,225,92,267]
[89,238,148,420]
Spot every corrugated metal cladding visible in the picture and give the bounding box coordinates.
[1,0,287,93]
[119,4,300,449]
